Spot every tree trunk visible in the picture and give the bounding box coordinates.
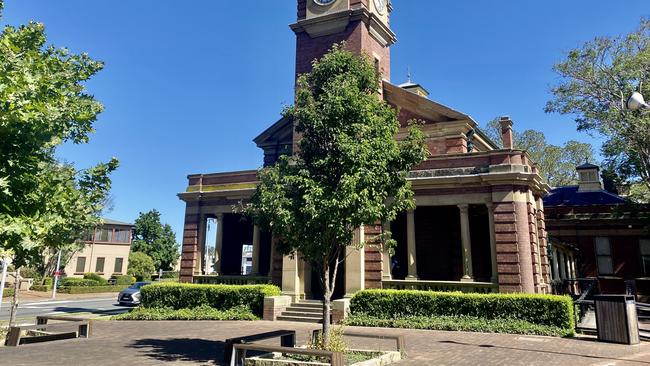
[9,267,20,327]
[322,260,331,347]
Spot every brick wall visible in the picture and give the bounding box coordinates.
[180,209,200,283]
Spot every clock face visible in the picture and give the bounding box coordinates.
[314,0,336,5]
[373,0,386,14]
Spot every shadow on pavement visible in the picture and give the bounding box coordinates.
[51,305,129,316]
[128,338,226,365]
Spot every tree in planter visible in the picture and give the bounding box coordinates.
[0,5,117,325]
[128,252,155,281]
[243,45,428,345]
[546,18,650,200]
[131,209,180,271]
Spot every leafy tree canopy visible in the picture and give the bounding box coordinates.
[482,119,594,187]
[0,3,117,269]
[546,18,650,199]
[131,209,180,271]
[127,251,155,281]
[243,44,428,343]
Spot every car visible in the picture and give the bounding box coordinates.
[117,281,151,306]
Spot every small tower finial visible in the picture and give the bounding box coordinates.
[407,66,412,83]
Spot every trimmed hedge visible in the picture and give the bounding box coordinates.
[113,305,257,321]
[2,288,14,298]
[31,285,51,292]
[350,290,575,331]
[140,283,281,316]
[111,275,136,285]
[346,314,572,337]
[61,278,101,287]
[83,273,108,285]
[59,285,129,294]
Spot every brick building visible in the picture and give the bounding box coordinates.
[178,0,551,299]
[544,163,650,299]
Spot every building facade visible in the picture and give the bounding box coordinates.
[64,219,133,279]
[544,163,650,299]
[178,0,551,298]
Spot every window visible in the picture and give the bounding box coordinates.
[595,237,613,275]
[113,229,130,243]
[95,228,111,242]
[640,239,650,276]
[374,57,380,75]
[75,257,86,273]
[95,257,105,273]
[114,257,124,273]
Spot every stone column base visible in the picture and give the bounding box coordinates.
[332,298,351,324]
[263,296,292,321]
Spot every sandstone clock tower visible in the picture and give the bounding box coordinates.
[290,0,396,81]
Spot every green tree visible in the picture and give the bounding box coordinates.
[483,119,594,187]
[131,209,180,271]
[243,45,428,344]
[546,18,650,199]
[0,4,117,325]
[127,252,155,281]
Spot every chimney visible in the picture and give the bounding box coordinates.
[499,116,513,149]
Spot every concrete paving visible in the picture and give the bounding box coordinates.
[1,320,649,365]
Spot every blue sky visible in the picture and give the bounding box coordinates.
[2,1,647,243]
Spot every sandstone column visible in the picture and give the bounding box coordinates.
[551,247,560,280]
[381,221,392,281]
[558,251,566,280]
[251,225,260,275]
[406,209,418,279]
[458,204,474,282]
[214,213,224,275]
[486,203,498,283]
[195,214,207,275]
[345,226,365,297]
[282,254,301,301]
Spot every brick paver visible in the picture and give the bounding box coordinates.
[1,320,648,365]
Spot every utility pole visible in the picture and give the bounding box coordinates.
[51,250,62,299]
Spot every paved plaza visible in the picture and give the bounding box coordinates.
[1,320,649,365]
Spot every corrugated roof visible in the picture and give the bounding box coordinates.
[102,218,133,226]
[543,186,625,207]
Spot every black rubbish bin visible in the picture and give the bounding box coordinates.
[594,295,639,345]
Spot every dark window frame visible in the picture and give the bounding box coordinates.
[95,257,105,273]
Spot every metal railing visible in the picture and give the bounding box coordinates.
[382,279,498,293]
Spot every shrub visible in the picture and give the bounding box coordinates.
[111,275,136,285]
[2,288,14,298]
[19,266,41,280]
[60,278,101,287]
[59,285,129,294]
[43,277,53,286]
[83,273,108,285]
[112,305,257,321]
[31,285,51,292]
[128,252,155,281]
[345,314,573,337]
[139,282,281,316]
[350,290,575,331]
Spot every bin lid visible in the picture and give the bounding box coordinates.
[593,294,635,303]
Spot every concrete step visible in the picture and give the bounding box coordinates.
[291,302,323,309]
[281,311,324,318]
[277,315,323,324]
[285,306,323,314]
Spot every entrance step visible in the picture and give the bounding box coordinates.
[278,300,325,324]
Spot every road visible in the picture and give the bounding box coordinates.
[0,297,131,321]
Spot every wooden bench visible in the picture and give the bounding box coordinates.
[224,329,297,363]
[230,343,344,366]
[5,315,91,347]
